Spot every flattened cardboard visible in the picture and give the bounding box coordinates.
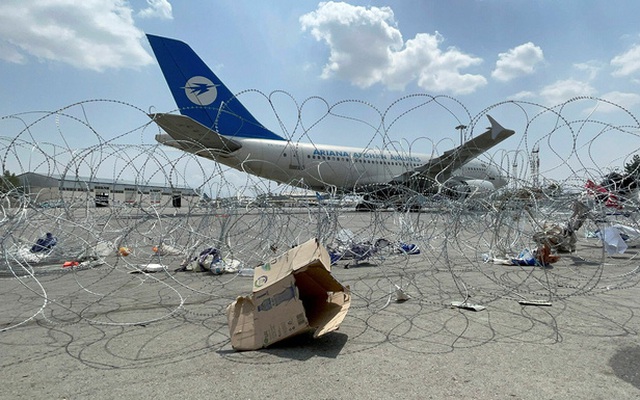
[227,238,351,350]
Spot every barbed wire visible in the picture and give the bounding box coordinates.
[0,95,639,362]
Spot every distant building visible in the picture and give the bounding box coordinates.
[16,172,202,209]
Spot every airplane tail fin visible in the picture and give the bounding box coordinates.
[146,34,285,141]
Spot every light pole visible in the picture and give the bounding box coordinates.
[455,124,467,145]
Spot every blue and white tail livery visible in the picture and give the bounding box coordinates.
[146,34,515,210]
[147,34,284,141]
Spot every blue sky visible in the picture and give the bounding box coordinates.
[1,0,640,192]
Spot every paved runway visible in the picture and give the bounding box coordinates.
[2,206,640,399]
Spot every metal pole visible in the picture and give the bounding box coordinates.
[455,125,467,145]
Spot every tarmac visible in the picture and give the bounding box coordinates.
[2,205,640,399]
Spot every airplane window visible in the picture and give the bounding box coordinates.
[283,153,287,157]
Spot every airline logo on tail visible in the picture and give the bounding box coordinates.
[182,76,218,106]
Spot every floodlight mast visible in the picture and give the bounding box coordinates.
[455,124,467,146]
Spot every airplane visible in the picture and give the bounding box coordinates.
[145,34,516,211]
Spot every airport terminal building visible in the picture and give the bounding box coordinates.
[17,172,202,208]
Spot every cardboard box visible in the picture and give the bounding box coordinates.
[227,238,351,350]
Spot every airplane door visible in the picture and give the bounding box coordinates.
[288,144,304,170]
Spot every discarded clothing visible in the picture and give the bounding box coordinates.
[177,247,219,272]
[511,248,536,266]
[509,246,559,267]
[30,233,57,253]
[198,247,221,271]
[178,247,243,275]
[536,244,560,265]
[397,242,420,255]
[585,179,622,209]
[329,238,389,264]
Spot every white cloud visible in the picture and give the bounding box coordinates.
[598,91,640,113]
[611,44,640,77]
[574,61,601,81]
[0,0,156,71]
[300,1,486,95]
[138,0,173,20]
[491,42,544,82]
[539,79,596,106]
[509,91,536,100]
[0,40,26,64]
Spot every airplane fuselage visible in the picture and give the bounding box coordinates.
[158,133,506,195]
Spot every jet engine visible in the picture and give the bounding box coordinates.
[440,179,495,201]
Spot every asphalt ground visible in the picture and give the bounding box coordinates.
[2,206,640,399]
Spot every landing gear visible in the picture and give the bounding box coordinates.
[355,195,378,211]
[355,202,377,211]
[395,194,426,212]
[396,203,421,212]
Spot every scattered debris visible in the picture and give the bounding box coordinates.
[62,261,79,268]
[129,263,166,274]
[596,226,628,255]
[451,301,486,311]
[395,285,411,302]
[328,229,420,265]
[510,248,537,266]
[152,243,182,256]
[396,242,421,255]
[518,299,552,306]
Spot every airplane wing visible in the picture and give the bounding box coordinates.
[390,115,514,185]
[149,113,242,155]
